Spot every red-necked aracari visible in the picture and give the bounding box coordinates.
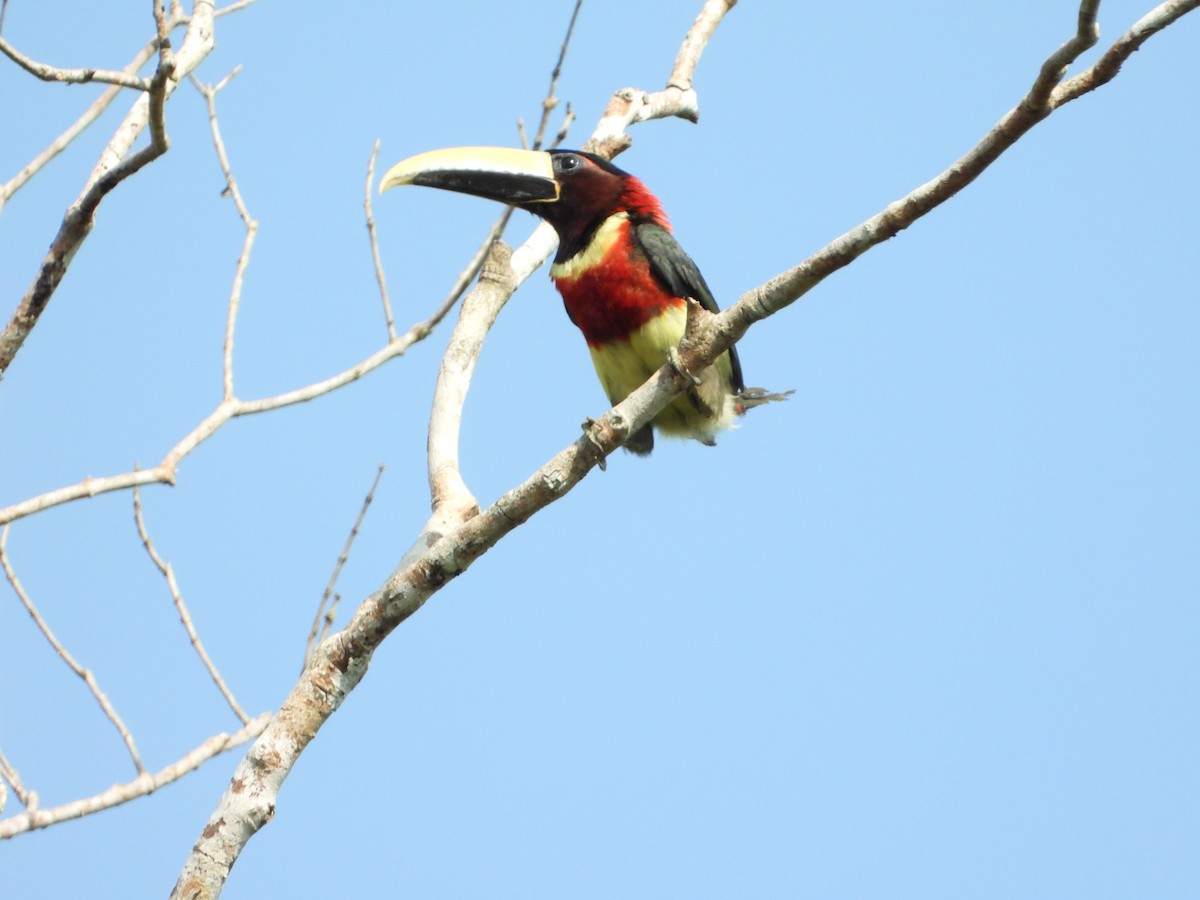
[380,146,786,455]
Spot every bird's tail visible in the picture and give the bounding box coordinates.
[735,387,794,415]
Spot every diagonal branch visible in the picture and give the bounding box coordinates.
[0,526,146,775]
[364,141,398,341]
[191,67,255,400]
[0,1,215,377]
[0,713,270,839]
[0,34,153,90]
[133,484,251,726]
[1055,0,1199,102]
[303,464,387,669]
[713,0,1198,338]
[0,748,33,812]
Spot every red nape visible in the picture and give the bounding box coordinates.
[620,176,670,230]
[553,219,683,347]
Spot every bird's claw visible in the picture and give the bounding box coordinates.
[580,417,607,471]
[668,346,702,385]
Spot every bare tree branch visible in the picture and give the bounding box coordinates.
[172,2,1198,892]
[712,0,1199,345]
[0,39,160,209]
[190,67,255,400]
[0,0,256,213]
[529,0,584,151]
[0,749,33,811]
[1055,0,1199,102]
[0,33,153,90]
[304,464,386,669]
[0,1,215,376]
[364,141,397,341]
[0,714,270,839]
[133,484,251,726]
[424,0,588,542]
[0,526,146,776]
[425,241,517,536]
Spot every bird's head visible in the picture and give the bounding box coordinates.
[379,146,666,261]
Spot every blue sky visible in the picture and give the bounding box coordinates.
[2,1,1197,897]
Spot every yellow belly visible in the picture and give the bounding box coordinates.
[587,306,737,445]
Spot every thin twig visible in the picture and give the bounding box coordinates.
[304,464,386,669]
[0,231,500,527]
[0,713,270,839]
[549,104,576,150]
[530,0,584,151]
[0,34,152,90]
[317,593,343,651]
[0,749,32,810]
[215,0,259,16]
[191,68,256,401]
[133,484,251,725]
[364,141,397,341]
[0,526,146,775]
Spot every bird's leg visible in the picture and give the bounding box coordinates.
[667,345,703,386]
[580,417,608,471]
[670,296,710,386]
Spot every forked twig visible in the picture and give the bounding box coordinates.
[304,464,386,669]
[0,748,32,810]
[531,0,584,151]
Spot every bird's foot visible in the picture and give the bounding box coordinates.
[667,346,702,386]
[580,417,608,471]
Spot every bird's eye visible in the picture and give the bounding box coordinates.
[557,155,580,172]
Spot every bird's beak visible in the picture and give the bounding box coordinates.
[379,146,559,204]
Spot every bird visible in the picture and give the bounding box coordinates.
[380,146,787,455]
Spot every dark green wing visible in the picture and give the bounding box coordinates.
[632,221,746,394]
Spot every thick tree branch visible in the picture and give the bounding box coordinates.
[175,1,1195,888]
